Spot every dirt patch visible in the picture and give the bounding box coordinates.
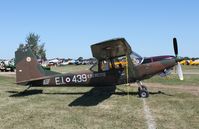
[143,99,156,129]
[172,72,199,75]
[133,83,199,96]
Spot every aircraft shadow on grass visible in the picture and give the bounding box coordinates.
[7,90,43,97]
[7,86,173,106]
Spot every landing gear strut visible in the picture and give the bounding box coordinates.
[22,84,32,92]
[137,81,149,98]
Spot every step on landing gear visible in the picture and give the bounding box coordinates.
[137,81,149,98]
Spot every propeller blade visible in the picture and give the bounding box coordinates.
[173,38,178,56]
[176,62,183,80]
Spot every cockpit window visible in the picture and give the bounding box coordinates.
[90,51,143,72]
[131,51,142,58]
[130,51,143,64]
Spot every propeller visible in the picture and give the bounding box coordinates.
[177,62,183,80]
[173,38,178,56]
[173,37,183,80]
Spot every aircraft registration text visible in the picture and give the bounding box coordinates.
[53,73,106,85]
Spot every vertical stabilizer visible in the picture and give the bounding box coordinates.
[15,48,58,85]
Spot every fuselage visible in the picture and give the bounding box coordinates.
[142,55,175,64]
[29,58,177,87]
[30,68,124,87]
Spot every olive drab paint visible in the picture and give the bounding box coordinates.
[15,38,180,91]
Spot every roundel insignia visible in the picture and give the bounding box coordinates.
[26,57,32,62]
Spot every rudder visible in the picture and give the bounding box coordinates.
[15,48,58,85]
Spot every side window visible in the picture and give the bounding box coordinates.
[113,56,126,68]
[90,60,111,72]
[90,58,125,72]
[100,60,110,71]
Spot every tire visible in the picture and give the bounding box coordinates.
[139,89,149,98]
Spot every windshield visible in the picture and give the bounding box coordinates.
[132,51,142,58]
[130,51,143,64]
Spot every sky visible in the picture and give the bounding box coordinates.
[0,0,198,59]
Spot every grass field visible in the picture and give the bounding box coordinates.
[0,65,199,129]
[181,65,199,73]
[51,65,90,73]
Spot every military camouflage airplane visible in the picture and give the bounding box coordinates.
[15,38,183,98]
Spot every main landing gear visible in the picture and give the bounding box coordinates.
[137,81,149,98]
[22,84,32,93]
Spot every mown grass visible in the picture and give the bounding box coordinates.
[144,74,199,86]
[182,65,199,72]
[51,65,91,73]
[146,88,199,129]
[0,76,146,129]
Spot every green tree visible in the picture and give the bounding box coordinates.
[25,33,39,56]
[17,33,47,60]
[38,43,46,60]
[17,43,25,51]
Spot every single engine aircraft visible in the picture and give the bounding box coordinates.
[15,38,183,98]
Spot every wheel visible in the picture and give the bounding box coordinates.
[139,89,149,98]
